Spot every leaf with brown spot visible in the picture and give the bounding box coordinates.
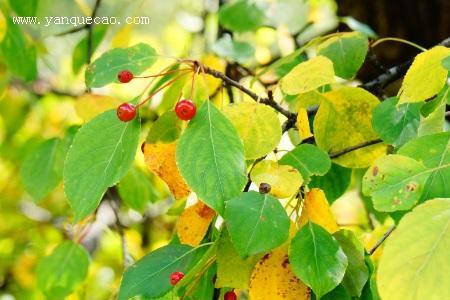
[177,201,215,246]
[143,142,190,200]
[249,246,310,300]
[298,188,339,233]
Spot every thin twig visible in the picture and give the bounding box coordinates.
[369,225,396,255]
[329,139,383,158]
[86,0,102,65]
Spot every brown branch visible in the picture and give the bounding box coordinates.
[55,25,88,37]
[329,139,383,158]
[201,65,296,120]
[369,225,396,255]
[86,0,102,65]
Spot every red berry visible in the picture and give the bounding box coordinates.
[118,70,134,83]
[116,103,136,122]
[169,271,184,285]
[224,290,237,300]
[175,100,196,121]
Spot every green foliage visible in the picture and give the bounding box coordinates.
[309,163,352,203]
[36,241,90,299]
[212,36,255,64]
[289,222,348,298]
[377,199,450,300]
[317,32,369,79]
[372,97,421,147]
[85,43,158,88]
[218,0,265,33]
[20,138,63,201]
[146,111,182,144]
[0,18,37,81]
[118,166,157,212]
[279,143,331,180]
[64,110,140,221]
[73,25,108,74]
[176,101,247,214]
[118,244,202,300]
[224,191,290,257]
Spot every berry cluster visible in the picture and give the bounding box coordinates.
[115,70,197,123]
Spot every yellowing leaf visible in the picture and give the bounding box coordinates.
[112,24,133,48]
[251,160,303,198]
[223,102,281,159]
[177,201,215,246]
[201,54,226,92]
[298,188,339,233]
[249,246,311,300]
[143,142,190,200]
[0,11,6,42]
[296,108,313,140]
[399,46,450,103]
[75,94,122,121]
[280,56,335,95]
[314,87,386,168]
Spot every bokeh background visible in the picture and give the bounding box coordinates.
[0,0,448,299]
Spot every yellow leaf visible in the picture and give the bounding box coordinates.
[298,188,339,233]
[296,108,313,140]
[313,87,386,168]
[223,102,281,159]
[399,46,450,104]
[249,246,311,300]
[251,160,303,198]
[201,54,226,93]
[112,24,133,48]
[75,94,122,121]
[280,56,335,95]
[0,11,6,42]
[177,201,215,246]
[143,142,190,200]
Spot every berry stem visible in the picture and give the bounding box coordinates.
[136,70,192,108]
[134,68,192,79]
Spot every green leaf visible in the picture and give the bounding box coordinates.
[9,0,38,16]
[362,155,431,212]
[372,97,421,147]
[64,110,140,221]
[0,18,37,81]
[377,199,450,300]
[215,230,259,289]
[398,132,450,200]
[212,35,255,64]
[85,43,158,88]
[176,101,247,214]
[259,48,306,78]
[184,263,216,300]
[442,55,450,70]
[399,46,450,103]
[314,87,385,168]
[322,284,352,300]
[118,244,202,300]
[417,87,448,136]
[20,138,62,202]
[118,166,157,212]
[317,32,368,79]
[36,241,90,299]
[333,230,369,297]
[289,222,348,298]
[279,144,331,180]
[72,25,108,74]
[225,192,290,258]
[218,0,265,33]
[309,163,351,203]
[222,102,281,159]
[146,111,182,144]
[280,56,335,95]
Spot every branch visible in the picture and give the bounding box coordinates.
[329,139,383,158]
[202,65,296,120]
[361,36,450,92]
[369,225,396,255]
[86,0,102,65]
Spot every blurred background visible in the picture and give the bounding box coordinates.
[0,0,448,299]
